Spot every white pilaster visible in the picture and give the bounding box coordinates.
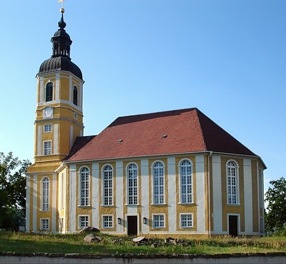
[243,158,253,234]
[69,75,72,102]
[52,173,57,232]
[116,161,124,234]
[212,155,222,234]
[168,156,176,233]
[25,175,31,232]
[69,165,77,232]
[33,175,37,232]
[53,124,59,154]
[56,73,60,101]
[37,126,42,156]
[141,159,149,234]
[196,155,206,234]
[92,162,99,228]
[39,77,44,103]
[70,125,74,150]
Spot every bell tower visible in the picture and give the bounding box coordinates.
[32,7,84,166]
[26,7,84,232]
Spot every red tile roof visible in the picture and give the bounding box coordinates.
[65,108,256,162]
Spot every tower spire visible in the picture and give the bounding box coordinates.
[51,5,72,59]
[58,7,66,30]
[38,1,83,80]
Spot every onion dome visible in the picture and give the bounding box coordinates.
[38,8,83,80]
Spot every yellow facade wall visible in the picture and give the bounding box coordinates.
[221,156,245,233]
[251,160,259,232]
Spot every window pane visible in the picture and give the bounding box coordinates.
[227,161,238,204]
[103,165,113,205]
[42,178,49,211]
[180,160,192,204]
[80,167,89,206]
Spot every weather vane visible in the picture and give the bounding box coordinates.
[58,0,65,10]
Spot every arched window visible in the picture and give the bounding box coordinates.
[73,86,78,105]
[103,165,113,205]
[45,82,53,102]
[153,161,164,204]
[80,167,90,206]
[127,163,138,205]
[226,161,239,204]
[180,159,192,204]
[42,177,50,211]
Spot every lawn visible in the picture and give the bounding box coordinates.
[0,232,286,256]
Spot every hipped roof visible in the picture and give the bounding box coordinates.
[65,108,257,162]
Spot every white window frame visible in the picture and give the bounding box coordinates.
[43,141,52,155]
[152,161,165,204]
[180,159,193,204]
[102,215,113,228]
[180,213,193,228]
[127,163,138,205]
[153,214,165,228]
[43,124,52,133]
[102,165,113,206]
[226,160,239,205]
[42,177,49,211]
[79,167,90,206]
[40,218,50,231]
[78,215,89,229]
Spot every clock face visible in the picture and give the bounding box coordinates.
[43,107,53,118]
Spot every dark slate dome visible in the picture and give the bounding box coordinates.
[38,8,83,80]
[39,57,83,80]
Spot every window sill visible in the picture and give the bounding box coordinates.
[77,205,92,208]
[150,203,167,206]
[101,205,116,207]
[226,203,240,206]
[178,202,195,205]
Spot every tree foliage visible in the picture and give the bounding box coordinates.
[0,152,30,230]
[265,177,286,234]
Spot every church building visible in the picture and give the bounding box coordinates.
[26,9,266,237]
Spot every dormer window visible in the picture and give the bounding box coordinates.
[45,82,53,102]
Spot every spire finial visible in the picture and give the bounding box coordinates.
[58,1,66,29]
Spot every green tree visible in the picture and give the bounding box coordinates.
[0,152,30,230]
[265,177,286,234]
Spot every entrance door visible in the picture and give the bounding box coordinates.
[229,215,238,236]
[127,216,137,236]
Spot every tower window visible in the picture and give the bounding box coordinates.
[44,124,52,133]
[43,141,52,155]
[73,86,78,105]
[45,82,53,102]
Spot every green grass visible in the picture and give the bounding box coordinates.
[0,232,286,256]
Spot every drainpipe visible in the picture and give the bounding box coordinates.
[207,151,213,237]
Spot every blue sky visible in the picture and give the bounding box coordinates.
[0,0,285,192]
